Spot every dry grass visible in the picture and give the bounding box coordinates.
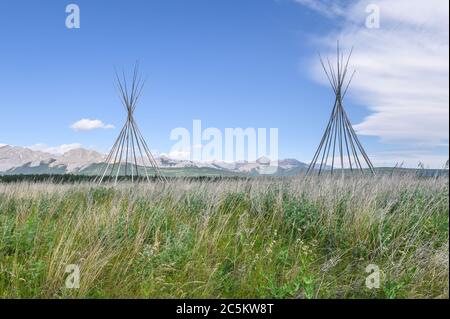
[0,175,448,298]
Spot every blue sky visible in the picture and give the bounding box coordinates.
[0,0,448,167]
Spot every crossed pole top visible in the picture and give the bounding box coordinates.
[115,62,146,117]
[318,41,356,101]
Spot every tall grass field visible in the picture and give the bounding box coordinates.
[0,176,448,298]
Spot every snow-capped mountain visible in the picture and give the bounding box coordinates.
[52,148,105,172]
[0,145,105,173]
[0,144,309,176]
[0,145,55,172]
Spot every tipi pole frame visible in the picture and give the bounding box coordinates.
[97,63,167,185]
[306,42,375,177]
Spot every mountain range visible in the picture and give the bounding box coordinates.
[0,144,309,176]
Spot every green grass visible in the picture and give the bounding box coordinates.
[0,176,448,298]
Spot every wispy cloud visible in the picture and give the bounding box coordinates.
[296,0,449,166]
[70,119,115,132]
[28,143,83,155]
[369,150,449,169]
[293,0,347,18]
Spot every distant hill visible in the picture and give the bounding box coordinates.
[2,144,447,178]
[0,144,309,177]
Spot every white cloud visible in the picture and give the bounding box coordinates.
[369,150,449,169]
[70,119,115,131]
[296,0,449,167]
[293,0,347,18]
[160,144,204,161]
[161,148,191,161]
[28,143,83,155]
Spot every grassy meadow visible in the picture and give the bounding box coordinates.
[0,175,448,298]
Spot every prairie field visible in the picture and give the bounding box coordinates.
[0,176,448,299]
